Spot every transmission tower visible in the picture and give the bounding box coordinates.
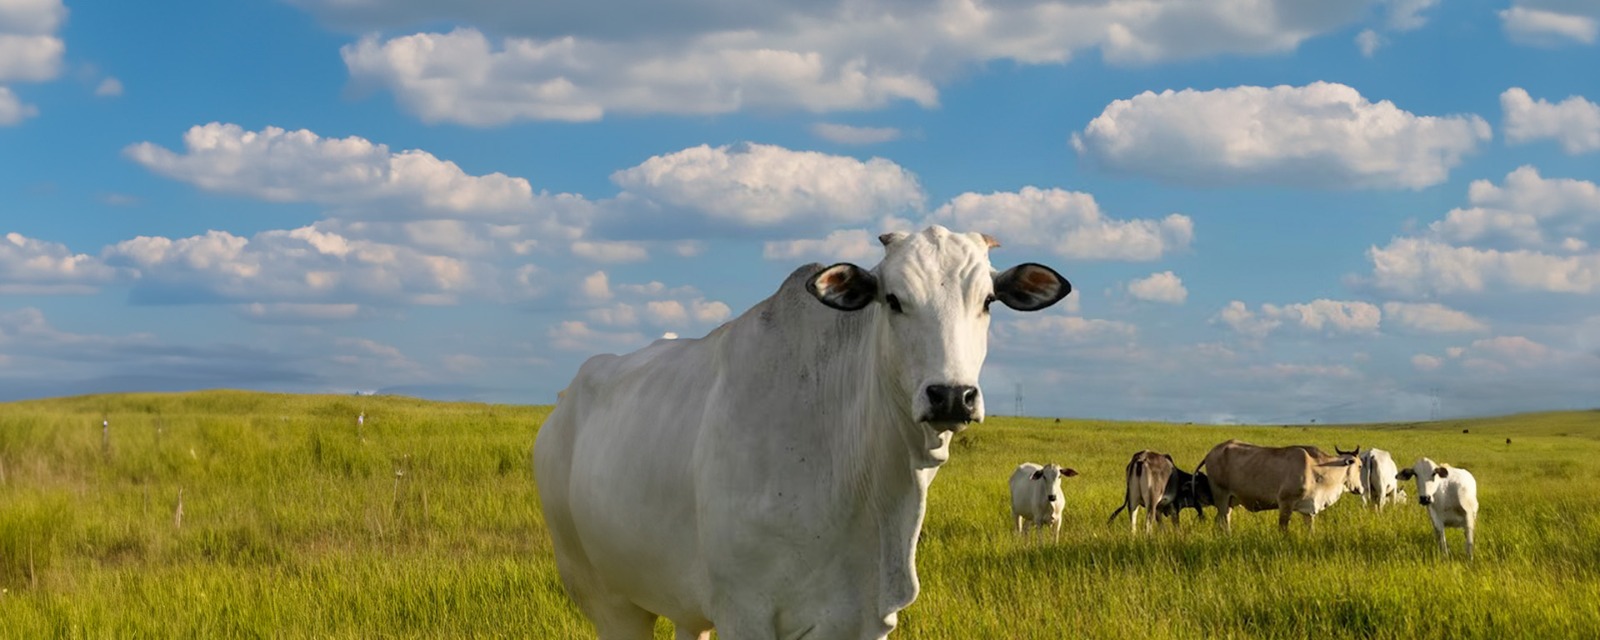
[1013,382,1024,417]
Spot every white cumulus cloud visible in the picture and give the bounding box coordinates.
[1217,299,1382,337]
[929,187,1191,261]
[609,142,923,234]
[571,240,649,263]
[0,232,117,293]
[1127,271,1187,304]
[125,123,582,224]
[1365,167,1600,296]
[763,229,884,264]
[0,85,35,125]
[1072,82,1491,189]
[102,227,488,306]
[1411,354,1443,371]
[1500,4,1599,46]
[1381,302,1489,334]
[316,1,1383,124]
[1502,88,1600,154]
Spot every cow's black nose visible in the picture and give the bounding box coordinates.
[925,384,979,422]
[1419,497,1432,506]
[1047,494,1057,503]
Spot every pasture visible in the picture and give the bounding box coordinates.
[1,391,1597,638]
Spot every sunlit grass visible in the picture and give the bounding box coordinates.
[1,392,1596,638]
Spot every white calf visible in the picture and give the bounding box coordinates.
[1398,458,1478,559]
[1010,463,1077,542]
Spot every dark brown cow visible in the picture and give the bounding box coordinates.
[1197,440,1363,533]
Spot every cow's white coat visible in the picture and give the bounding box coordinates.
[1010,463,1074,542]
[1401,458,1479,559]
[1360,448,1402,510]
[534,226,1068,639]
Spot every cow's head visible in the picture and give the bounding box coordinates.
[1397,458,1447,506]
[1320,453,1364,495]
[1182,471,1215,512]
[1031,464,1079,503]
[807,226,1070,430]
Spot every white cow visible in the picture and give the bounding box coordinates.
[535,226,1071,640]
[1397,458,1479,559]
[1359,447,1403,510]
[1010,463,1078,542]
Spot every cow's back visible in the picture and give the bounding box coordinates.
[1361,449,1399,499]
[1127,450,1175,507]
[1202,440,1313,511]
[1440,468,1480,518]
[1010,463,1043,518]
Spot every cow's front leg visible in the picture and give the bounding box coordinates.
[1301,511,1314,534]
[1277,505,1293,532]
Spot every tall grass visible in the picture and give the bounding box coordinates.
[0,392,1596,638]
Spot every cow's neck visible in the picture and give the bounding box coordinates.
[825,308,951,623]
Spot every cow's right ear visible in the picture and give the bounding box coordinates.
[1397,470,1415,481]
[1434,467,1449,478]
[1031,470,1044,480]
[1062,468,1080,477]
[808,263,878,312]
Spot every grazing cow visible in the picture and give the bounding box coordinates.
[1397,458,1479,559]
[534,226,1071,640]
[1107,453,1212,531]
[1105,451,1173,533]
[1167,468,1214,524]
[1197,440,1363,533]
[1010,463,1078,542]
[1359,447,1403,510]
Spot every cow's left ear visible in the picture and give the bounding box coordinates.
[1061,468,1079,478]
[1397,470,1415,480]
[1434,467,1449,478]
[1031,470,1044,481]
[808,263,878,312]
[993,263,1071,312]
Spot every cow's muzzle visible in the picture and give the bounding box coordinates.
[1419,496,1432,506]
[924,384,979,424]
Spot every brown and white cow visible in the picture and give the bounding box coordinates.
[1106,450,1175,533]
[1197,440,1363,533]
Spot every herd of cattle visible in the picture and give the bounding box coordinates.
[535,226,1484,639]
[1010,442,1480,558]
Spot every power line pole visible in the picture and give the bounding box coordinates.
[1013,382,1024,417]
[1429,387,1440,421]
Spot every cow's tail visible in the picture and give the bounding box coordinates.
[1108,455,1140,524]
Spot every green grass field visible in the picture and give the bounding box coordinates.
[2,391,1597,638]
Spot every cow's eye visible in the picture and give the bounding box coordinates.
[885,294,903,313]
[983,294,996,313]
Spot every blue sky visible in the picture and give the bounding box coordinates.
[2,0,1598,423]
